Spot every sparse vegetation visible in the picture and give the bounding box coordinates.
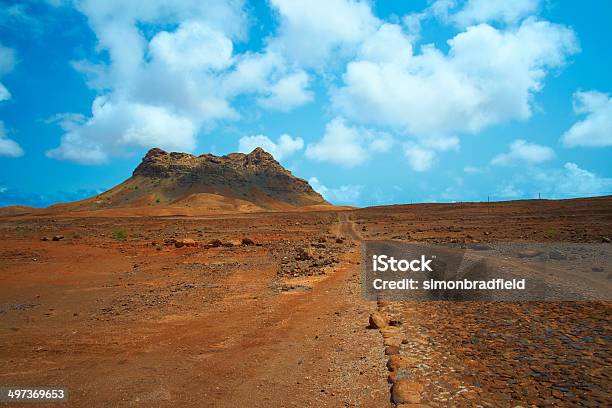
[111,228,128,241]
[544,228,559,239]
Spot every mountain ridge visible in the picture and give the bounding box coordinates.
[42,147,330,215]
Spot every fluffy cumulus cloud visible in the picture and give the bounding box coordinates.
[47,97,197,164]
[305,117,392,167]
[238,133,304,160]
[268,0,379,68]
[491,139,555,166]
[308,177,362,204]
[257,71,313,111]
[333,18,578,146]
[499,162,612,199]
[561,91,612,148]
[0,43,15,102]
[406,0,541,35]
[0,121,24,158]
[0,43,23,157]
[451,0,541,27]
[403,144,436,172]
[48,0,319,164]
[550,163,612,196]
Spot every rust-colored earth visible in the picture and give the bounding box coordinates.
[1,196,611,407]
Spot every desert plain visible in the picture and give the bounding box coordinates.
[0,196,611,407]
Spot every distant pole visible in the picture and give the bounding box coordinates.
[538,192,541,199]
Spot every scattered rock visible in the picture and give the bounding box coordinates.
[468,243,492,251]
[385,345,401,355]
[52,235,64,241]
[41,237,49,241]
[383,337,402,347]
[208,239,223,248]
[549,249,567,260]
[335,237,344,244]
[392,380,424,404]
[295,247,313,261]
[175,238,197,248]
[602,236,611,243]
[369,312,387,329]
[241,238,255,246]
[517,250,541,258]
[387,355,417,371]
[592,266,604,273]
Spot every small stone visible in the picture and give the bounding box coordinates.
[592,266,604,273]
[296,247,313,260]
[387,355,417,371]
[52,235,64,241]
[175,238,197,248]
[369,312,387,329]
[468,243,492,251]
[383,337,402,347]
[517,250,541,258]
[208,239,222,248]
[602,236,611,243]
[385,346,400,355]
[549,250,567,260]
[241,238,255,246]
[41,237,49,241]
[392,380,424,404]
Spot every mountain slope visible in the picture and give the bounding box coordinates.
[49,147,329,214]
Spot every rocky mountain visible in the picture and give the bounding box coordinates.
[51,147,329,214]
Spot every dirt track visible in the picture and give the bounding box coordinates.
[0,212,391,407]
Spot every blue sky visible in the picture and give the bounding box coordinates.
[1,0,611,207]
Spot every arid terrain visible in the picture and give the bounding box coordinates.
[0,150,611,407]
[0,195,611,407]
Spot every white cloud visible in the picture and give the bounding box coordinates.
[149,20,234,71]
[358,23,413,65]
[46,97,197,164]
[0,42,16,102]
[305,117,392,167]
[333,18,578,147]
[268,0,379,68]
[463,165,484,174]
[0,121,24,158]
[47,0,249,164]
[308,177,362,204]
[491,139,555,166]
[238,133,304,160]
[561,90,612,148]
[257,71,313,111]
[534,162,612,197]
[403,144,435,172]
[452,0,541,27]
[497,183,524,198]
[407,0,541,34]
[0,83,9,102]
[0,44,22,157]
[48,0,325,164]
[496,162,612,199]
